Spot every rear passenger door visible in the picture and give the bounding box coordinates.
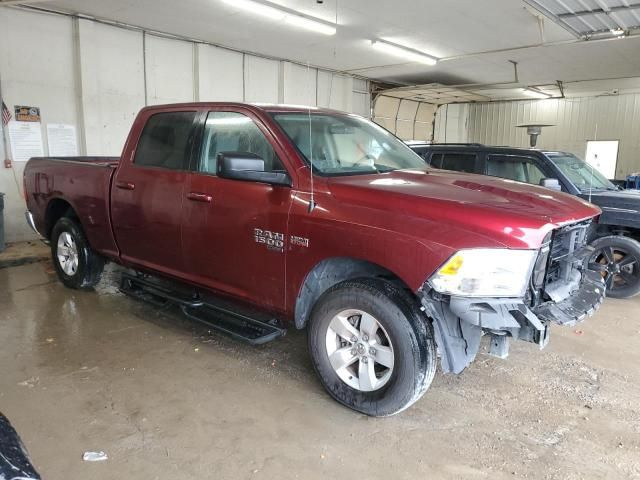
[111,109,200,275]
[484,154,549,185]
[432,151,480,174]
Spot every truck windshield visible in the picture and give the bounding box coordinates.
[546,153,617,192]
[271,112,426,176]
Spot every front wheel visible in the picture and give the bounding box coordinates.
[308,278,436,416]
[589,235,640,299]
[51,217,105,289]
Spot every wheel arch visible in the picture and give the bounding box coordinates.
[293,257,414,329]
[590,223,640,242]
[45,198,79,239]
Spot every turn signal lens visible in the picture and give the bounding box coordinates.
[439,254,463,276]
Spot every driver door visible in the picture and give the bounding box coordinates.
[181,109,294,311]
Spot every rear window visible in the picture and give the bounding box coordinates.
[440,153,477,173]
[134,112,197,170]
[429,153,443,168]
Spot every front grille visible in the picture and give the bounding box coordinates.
[546,220,591,286]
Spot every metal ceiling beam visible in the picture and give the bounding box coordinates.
[557,3,640,19]
[522,0,584,38]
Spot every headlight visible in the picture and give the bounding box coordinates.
[429,249,538,297]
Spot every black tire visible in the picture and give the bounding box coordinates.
[50,217,105,289]
[307,278,437,416]
[589,235,640,299]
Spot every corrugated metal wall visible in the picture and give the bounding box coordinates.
[467,94,640,178]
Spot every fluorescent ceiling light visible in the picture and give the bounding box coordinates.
[222,0,336,35]
[522,88,551,99]
[371,40,438,66]
[285,15,336,35]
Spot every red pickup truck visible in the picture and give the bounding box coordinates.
[24,103,604,416]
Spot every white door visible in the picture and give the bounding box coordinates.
[585,140,619,179]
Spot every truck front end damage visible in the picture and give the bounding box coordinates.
[419,220,605,374]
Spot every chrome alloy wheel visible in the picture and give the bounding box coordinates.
[325,309,395,392]
[57,231,79,276]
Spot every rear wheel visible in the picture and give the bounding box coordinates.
[308,278,436,416]
[51,217,104,289]
[589,235,640,299]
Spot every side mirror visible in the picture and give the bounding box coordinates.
[217,152,291,187]
[539,178,562,191]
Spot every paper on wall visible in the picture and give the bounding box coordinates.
[47,123,78,156]
[8,121,44,162]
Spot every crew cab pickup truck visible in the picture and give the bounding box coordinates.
[24,103,604,416]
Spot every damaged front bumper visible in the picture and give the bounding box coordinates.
[419,269,605,375]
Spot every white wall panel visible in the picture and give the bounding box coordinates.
[351,78,370,117]
[244,56,279,103]
[78,19,145,156]
[433,103,469,143]
[145,35,194,105]
[0,8,77,242]
[351,92,370,118]
[467,94,640,178]
[198,45,243,101]
[318,71,352,112]
[282,62,317,106]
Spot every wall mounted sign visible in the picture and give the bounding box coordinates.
[8,121,44,162]
[46,124,78,156]
[14,105,41,122]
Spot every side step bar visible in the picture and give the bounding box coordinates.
[120,272,286,345]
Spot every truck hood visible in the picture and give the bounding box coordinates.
[327,169,601,249]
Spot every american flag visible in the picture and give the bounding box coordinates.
[1,101,11,126]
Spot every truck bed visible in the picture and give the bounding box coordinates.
[32,156,120,166]
[24,156,121,259]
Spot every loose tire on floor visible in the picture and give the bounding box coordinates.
[50,217,105,289]
[307,278,436,416]
[589,235,640,299]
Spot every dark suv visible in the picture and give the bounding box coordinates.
[408,142,640,299]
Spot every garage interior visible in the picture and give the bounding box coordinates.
[1,0,640,478]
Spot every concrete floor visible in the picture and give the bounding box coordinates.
[1,261,639,480]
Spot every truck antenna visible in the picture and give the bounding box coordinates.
[588,156,595,203]
[307,62,316,213]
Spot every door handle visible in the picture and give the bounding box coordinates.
[187,192,212,203]
[115,181,135,190]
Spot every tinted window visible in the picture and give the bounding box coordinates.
[486,155,546,184]
[201,112,284,174]
[526,162,546,185]
[411,147,429,161]
[429,153,443,168]
[440,153,477,173]
[134,112,197,170]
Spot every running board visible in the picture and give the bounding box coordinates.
[120,272,286,345]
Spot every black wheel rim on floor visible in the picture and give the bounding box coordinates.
[589,246,639,292]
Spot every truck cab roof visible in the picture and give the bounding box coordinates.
[138,102,350,116]
[408,142,571,157]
